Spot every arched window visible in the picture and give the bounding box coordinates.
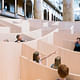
[44,9,47,20]
[52,14,54,21]
[26,0,32,18]
[48,11,49,20]
[4,0,11,11]
[54,16,56,21]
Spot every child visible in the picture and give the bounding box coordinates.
[51,56,61,69]
[33,51,56,63]
[57,64,69,80]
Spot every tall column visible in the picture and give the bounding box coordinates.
[32,3,34,18]
[24,0,27,18]
[63,0,74,21]
[14,0,17,17]
[2,0,4,11]
[34,0,43,19]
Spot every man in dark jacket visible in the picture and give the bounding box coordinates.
[74,37,80,52]
[15,34,25,42]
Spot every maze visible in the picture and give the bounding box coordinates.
[0,16,80,80]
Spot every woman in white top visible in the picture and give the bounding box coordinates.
[33,51,56,63]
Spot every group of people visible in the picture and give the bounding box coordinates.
[4,34,80,80]
[4,34,70,80]
[4,35,79,80]
[33,51,69,80]
[15,35,80,52]
[17,34,69,80]
[16,35,80,53]
[3,35,80,52]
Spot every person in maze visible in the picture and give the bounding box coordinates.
[33,51,56,64]
[15,34,25,42]
[74,37,80,52]
[57,64,69,80]
[51,56,61,69]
